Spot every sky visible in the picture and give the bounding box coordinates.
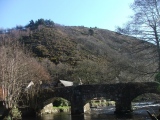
[0,0,134,31]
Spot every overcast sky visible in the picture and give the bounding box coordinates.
[0,0,134,31]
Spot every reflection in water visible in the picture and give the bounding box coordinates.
[71,114,85,120]
[40,113,72,120]
[23,102,160,120]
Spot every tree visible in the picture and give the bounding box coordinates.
[116,0,160,74]
[72,60,111,84]
[25,19,55,30]
[0,38,51,110]
[25,20,35,30]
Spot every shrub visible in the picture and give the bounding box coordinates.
[53,98,69,107]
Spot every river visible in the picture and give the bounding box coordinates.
[23,102,160,120]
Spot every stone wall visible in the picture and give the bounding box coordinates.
[84,103,90,113]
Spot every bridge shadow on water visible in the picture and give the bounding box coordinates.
[115,113,133,119]
[22,107,157,120]
[70,111,151,120]
[71,114,85,120]
[71,113,139,120]
[22,103,160,120]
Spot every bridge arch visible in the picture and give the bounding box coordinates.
[128,82,160,101]
[114,82,160,113]
[132,93,160,102]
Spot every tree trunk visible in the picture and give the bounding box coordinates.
[154,27,160,72]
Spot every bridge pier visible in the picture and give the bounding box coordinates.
[71,103,84,115]
[70,92,84,115]
[115,100,132,114]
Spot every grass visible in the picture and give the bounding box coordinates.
[53,106,70,112]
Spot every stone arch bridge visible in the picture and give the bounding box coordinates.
[37,82,160,114]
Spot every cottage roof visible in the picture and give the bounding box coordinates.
[59,80,73,87]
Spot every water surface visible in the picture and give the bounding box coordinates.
[23,102,160,120]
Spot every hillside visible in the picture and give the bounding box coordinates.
[1,20,157,84]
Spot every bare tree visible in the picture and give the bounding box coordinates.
[116,0,160,73]
[0,39,50,109]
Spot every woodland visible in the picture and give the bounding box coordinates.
[0,18,157,87]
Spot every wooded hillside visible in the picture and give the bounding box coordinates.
[0,19,157,84]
